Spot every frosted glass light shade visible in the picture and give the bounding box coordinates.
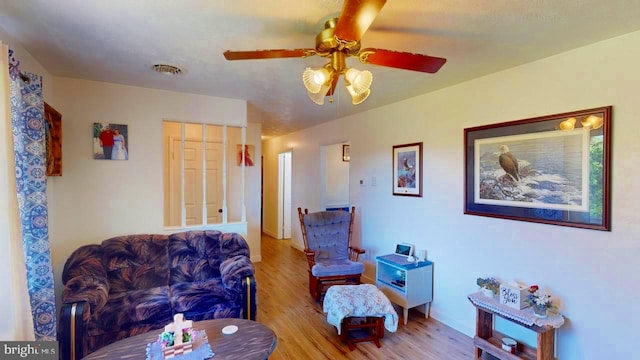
[344,68,372,94]
[581,115,603,129]
[307,84,331,105]
[303,67,331,94]
[347,86,371,105]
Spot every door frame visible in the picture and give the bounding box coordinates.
[277,150,292,239]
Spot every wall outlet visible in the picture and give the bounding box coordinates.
[371,176,376,186]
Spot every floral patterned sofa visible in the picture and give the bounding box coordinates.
[58,230,256,360]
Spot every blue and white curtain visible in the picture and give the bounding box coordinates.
[8,49,56,340]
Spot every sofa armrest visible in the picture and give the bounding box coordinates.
[62,275,110,313]
[220,255,256,320]
[220,255,254,290]
[59,301,91,360]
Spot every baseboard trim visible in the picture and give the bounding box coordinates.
[262,229,278,239]
[290,242,304,251]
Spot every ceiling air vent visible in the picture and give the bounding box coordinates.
[151,64,183,75]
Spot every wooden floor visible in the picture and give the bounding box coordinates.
[254,234,476,360]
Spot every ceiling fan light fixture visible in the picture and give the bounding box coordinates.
[303,67,332,93]
[559,117,576,131]
[581,115,603,129]
[307,83,331,105]
[348,87,371,105]
[344,68,372,94]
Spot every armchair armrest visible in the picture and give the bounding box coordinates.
[348,246,365,262]
[304,249,316,269]
[220,255,256,320]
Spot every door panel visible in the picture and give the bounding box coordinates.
[206,143,223,224]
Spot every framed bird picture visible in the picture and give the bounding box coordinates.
[392,142,423,197]
[464,106,612,231]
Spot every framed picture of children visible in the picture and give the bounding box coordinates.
[93,123,129,160]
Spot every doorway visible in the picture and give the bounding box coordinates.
[277,151,292,239]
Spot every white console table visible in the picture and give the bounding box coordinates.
[375,254,433,325]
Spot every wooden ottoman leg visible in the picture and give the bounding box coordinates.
[340,318,349,346]
[376,317,385,339]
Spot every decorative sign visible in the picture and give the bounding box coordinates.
[499,283,529,310]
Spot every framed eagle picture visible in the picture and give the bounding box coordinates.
[464,106,612,231]
[392,142,423,197]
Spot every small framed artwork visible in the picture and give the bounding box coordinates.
[342,144,350,162]
[237,144,255,166]
[464,106,612,230]
[93,123,128,160]
[392,142,423,197]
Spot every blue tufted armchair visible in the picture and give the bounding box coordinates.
[297,207,365,301]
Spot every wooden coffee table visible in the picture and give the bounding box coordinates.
[83,318,277,360]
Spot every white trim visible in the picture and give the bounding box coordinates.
[180,123,186,227]
[163,221,248,235]
[241,128,247,223]
[222,125,228,224]
[262,229,278,239]
[201,123,207,225]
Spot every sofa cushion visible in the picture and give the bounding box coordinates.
[88,286,172,336]
[169,279,240,321]
[168,230,223,283]
[102,234,170,293]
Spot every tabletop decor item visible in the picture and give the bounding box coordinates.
[159,314,194,358]
[476,277,500,297]
[527,285,553,318]
[464,106,612,231]
[499,282,529,310]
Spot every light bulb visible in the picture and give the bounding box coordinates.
[303,68,331,94]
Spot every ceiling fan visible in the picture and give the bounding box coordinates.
[223,0,446,105]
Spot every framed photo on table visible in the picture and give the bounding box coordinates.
[392,142,423,197]
[464,106,612,230]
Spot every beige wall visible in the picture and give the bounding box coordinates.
[49,77,262,311]
[263,30,640,359]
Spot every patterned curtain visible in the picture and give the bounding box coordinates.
[8,49,57,340]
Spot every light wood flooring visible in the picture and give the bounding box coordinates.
[254,234,476,360]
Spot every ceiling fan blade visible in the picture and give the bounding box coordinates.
[359,48,447,73]
[223,49,315,60]
[334,0,387,42]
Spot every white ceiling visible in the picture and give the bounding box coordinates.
[2,0,640,137]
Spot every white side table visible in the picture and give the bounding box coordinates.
[375,254,433,325]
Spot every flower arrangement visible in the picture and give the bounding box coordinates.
[477,277,500,295]
[527,285,553,317]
